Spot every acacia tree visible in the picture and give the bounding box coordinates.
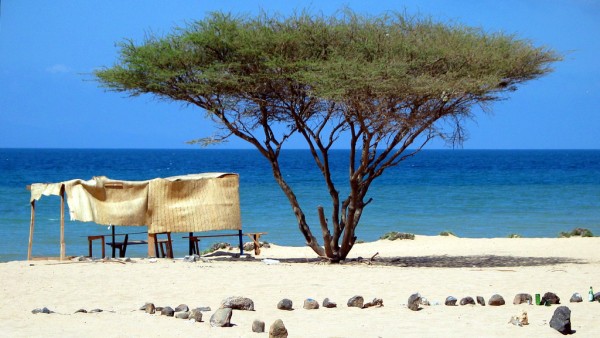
[95,11,559,262]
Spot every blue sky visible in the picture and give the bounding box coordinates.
[1,0,599,149]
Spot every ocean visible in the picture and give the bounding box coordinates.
[1,148,599,262]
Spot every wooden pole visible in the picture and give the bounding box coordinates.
[60,185,66,261]
[28,200,35,260]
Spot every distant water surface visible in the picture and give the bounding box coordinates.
[1,149,599,261]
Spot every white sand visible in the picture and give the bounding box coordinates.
[2,235,600,337]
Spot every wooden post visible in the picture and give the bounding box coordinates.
[28,200,35,260]
[147,231,156,257]
[60,185,66,261]
[238,229,244,255]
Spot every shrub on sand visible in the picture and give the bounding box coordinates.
[559,228,594,238]
[508,233,522,238]
[380,232,415,241]
[439,231,456,237]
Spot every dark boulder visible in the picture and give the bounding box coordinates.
[549,306,573,334]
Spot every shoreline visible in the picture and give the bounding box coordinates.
[2,236,600,337]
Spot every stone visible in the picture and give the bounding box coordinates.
[277,299,293,310]
[269,319,288,338]
[513,293,533,305]
[542,292,560,305]
[89,309,103,313]
[408,293,421,311]
[174,304,189,312]
[460,297,475,305]
[549,306,572,334]
[445,296,457,306]
[594,292,600,301]
[420,297,430,306]
[347,295,364,308]
[477,296,486,306]
[155,306,163,312]
[570,293,583,303]
[303,298,319,310]
[190,308,203,322]
[196,306,211,312]
[322,298,337,308]
[488,294,505,306]
[221,296,255,311]
[144,303,156,314]
[74,309,87,313]
[31,307,52,314]
[252,319,265,333]
[175,311,189,319]
[161,306,174,317]
[210,308,233,327]
[363,298,384,308]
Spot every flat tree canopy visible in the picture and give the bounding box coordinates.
[96,10,560,261]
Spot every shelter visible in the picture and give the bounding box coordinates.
[27,173,241,260]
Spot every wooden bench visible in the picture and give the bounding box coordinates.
[87,228,147,258]
[183,230,267,255]
[149,232,173,258]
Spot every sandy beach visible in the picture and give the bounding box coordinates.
[2,235,600,337]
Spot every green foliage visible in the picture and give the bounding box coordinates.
[508,233,522,238]
[439,231,456,236]
[380,231,415,241]
[559,228,594,238]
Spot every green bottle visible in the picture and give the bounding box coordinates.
[589,286,594,302]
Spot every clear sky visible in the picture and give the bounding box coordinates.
[1,0,599,149]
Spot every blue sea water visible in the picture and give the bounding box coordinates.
[1,148,599,262]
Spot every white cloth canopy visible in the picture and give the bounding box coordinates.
[29,173,242,233]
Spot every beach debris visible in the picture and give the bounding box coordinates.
[175,311,189,319]
[477,296,486,306]
[221,296,255,311]
[541,292,560,305]
[89,308,103,313]
[322,298,337,308]
[508,311,528,327]
[363,298,384,308]
[252,319,265,333]
[148,258,158,263]
[262,258,280,265]
[161,306,175,317]
[303,298,320,310]
[210,308,233,327]
[460,297,475,306]
[277,299,293,310]
[31,307,53,314]
[189,308,203,322]
[513,293,533,305]
[74,309,87,313]
[445,296,458,306]
[488,294,505,306]
[183,255,199,263]
[174,304,189,312]
[549,306,573,334]
[570,293,583,303]
[347,295,364,308]
[408,293,421,311]
[269,319,288,338]
[419,297,430,306]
